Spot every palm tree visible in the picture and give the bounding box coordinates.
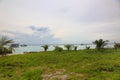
[0,36,14,55]
[93,39,109,50]
[42,45,49,52]
[0,36,13,46]
[64,44,72,51]
[8,46,15,53]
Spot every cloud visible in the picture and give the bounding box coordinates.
[0,31,15,38]
[0,0,120,44]
[56,0,120,23]
[29,26,49,32]
[0,26,61,44]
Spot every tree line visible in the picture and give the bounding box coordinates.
[0,36,120,56]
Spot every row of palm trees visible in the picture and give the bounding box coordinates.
[41,39,120,52]
[0,36,120,55]
[42,44,78,52]
[41,39,111,52]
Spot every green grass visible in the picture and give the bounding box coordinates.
[0,49,120,80]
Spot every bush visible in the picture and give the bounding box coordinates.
[86,46,90,50]
[114,43,120,49]
[54,46,63,52]
[64,44,72,51]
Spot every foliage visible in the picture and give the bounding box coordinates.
[0,36,14,55]
[86,46,90,50]
[73,46,78,51]
[41,45,49,52]
[0,49,120,79]
[93,39,109,50]
[114,42,120,49]
[0,36,13,46]
[64,44,72,51]
[54,46,63,52]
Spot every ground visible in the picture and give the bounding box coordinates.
[0,49,120,80]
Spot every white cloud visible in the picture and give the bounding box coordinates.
[0,0,120,43]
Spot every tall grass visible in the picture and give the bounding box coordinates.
[0,49,120,80]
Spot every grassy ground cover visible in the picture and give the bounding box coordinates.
[0,49,120,80]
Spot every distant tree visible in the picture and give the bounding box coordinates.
[0,36,14,56]
[114,42,120,49]
[93,39,109,50]
[64,44,72,51]
[42,45,49,52]
[74,46,78,51]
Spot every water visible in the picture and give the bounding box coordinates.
[13,44,114,54]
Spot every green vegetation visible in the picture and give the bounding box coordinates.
[41,45,49,52]
[74,46,78,51]
[93,39,109,50]
[0,36,14,56]
[114,42,120,49]
[64,44,72,51]
[54,46,63,52]
[86,46,90,50]
[0,49,120,80]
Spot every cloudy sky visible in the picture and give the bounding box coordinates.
[0,0,120,44]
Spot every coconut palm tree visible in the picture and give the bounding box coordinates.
[0,36,14,55]
[0,36,13,46]
[93,39,109,50]
[42,45,49,52]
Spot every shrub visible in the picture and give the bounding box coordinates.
[64,44,72,51]
[54,46,63,52]
[114,43,120,49]
[86,46,90,50]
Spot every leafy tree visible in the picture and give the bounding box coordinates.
[0,36,14,56]
[42,45,49,52]
[93,39,109,50]
[64,44,72,51]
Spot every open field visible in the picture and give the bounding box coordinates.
[0,49,120,80]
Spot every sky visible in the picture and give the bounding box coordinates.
[0,0,120,44]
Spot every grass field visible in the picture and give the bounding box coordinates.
[0,49,120,80]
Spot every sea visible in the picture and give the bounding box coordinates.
[13,43,114,54]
